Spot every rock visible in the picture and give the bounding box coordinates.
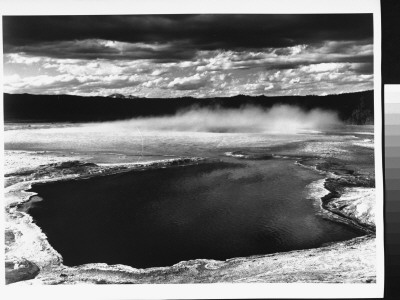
[5,230,16,246]
[5,259,40,284]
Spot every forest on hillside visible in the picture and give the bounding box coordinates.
[3,91,374,124]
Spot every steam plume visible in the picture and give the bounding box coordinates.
[93,105,340,134]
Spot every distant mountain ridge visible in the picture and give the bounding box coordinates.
[108,93,140,99]
[3,90,374,124]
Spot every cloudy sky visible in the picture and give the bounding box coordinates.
[3,14,373,98]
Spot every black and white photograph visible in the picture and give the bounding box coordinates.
[1,0,383,299]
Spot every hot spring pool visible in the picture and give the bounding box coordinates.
[23,158,364,268]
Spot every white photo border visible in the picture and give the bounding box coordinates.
[0,0,383,299]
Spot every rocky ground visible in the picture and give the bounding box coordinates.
[16,236,376,284]
[4,150,377,284]
[297,157,376,233]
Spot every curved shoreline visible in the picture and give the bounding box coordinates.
[4,150,376,284]
[296,158,375,234]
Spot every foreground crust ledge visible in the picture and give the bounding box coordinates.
[16,235,375,284]
[4,150,376,284]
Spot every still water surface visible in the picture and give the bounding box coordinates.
[26,158,363,268]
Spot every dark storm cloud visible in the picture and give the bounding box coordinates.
[262,55,373,71]
[6,40,196,61]
[351,62,374,74]
[3,14,373,60]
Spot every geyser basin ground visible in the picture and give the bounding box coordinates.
[4,123,376,283]
[22,158,363,269]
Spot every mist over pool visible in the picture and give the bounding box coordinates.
[90,105,341,134]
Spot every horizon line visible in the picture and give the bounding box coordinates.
[3,89,374,99]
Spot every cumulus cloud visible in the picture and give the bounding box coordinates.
[3,14,373,97]
[167,74,208,90]
[3,48,374,97]
[192,41,372,74]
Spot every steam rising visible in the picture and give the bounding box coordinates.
[97,105,340,134]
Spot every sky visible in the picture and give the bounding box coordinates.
[3,14,373,98]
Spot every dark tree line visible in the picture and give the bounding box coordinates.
[3,90,374,124]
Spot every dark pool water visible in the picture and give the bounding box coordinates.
[25,159,363,268]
